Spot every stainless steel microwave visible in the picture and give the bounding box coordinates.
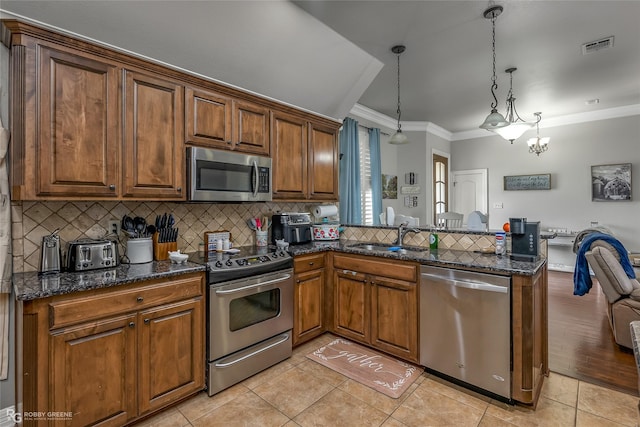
[187,147,272,202]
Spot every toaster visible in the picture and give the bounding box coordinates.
[66,239,119,272]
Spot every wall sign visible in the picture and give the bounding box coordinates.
[503,174,551,191]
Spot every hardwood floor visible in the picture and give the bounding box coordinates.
[548,270,638,396]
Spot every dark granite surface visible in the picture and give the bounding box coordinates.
[13,261,206,301]
[343,224,557,240]
[288,240,546,276]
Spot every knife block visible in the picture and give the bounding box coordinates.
[153,232,177,261]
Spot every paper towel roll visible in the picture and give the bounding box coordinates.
[313,204,339,218]
[386,206,395,226]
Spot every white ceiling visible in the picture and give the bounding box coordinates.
[2,1,639,137]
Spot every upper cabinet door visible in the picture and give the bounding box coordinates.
[233,100,270,156]
[272,112,308,200]
[308,123,339,200]
[123,70,185,199]
[185,87,232,148]
[37,46,119,197]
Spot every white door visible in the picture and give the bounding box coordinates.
[451,169,488,224]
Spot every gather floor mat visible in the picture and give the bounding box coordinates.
[306,338,423,398]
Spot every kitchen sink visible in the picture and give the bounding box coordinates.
[347,242,429,255]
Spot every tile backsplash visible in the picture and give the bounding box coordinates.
[11,200,321,273]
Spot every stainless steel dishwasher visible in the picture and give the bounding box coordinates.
[420,265,511,401]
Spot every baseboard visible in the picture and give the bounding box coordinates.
[0,405,17,427]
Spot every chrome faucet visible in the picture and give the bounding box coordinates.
[394,222,420,246]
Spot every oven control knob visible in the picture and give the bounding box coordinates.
[215,261,223,268]
[236,259,246,266]
[225,260,233,266]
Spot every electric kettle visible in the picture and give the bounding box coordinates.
[39,229,62,275]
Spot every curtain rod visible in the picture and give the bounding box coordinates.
[357,124,390,137]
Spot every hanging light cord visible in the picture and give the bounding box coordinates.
[489,12,499,111]
[396,51,402,131]
[505,69,526,123]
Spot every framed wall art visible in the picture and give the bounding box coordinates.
[591,163,632,201]
[503,174,551,191]
[382,174,397,199]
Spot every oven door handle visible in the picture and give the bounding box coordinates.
[213,333,290,368]
[214,273,291,295]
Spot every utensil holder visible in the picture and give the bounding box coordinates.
[153,233,177,261]
[127,237,153,264]
[255,230,268,247]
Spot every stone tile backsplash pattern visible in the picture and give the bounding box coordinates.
[12,201,510,273]
[12,201,319,273]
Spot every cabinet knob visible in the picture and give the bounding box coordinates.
[109,184,116,191]
[177,187,182,192]
[144,318,150,324]
[296,279,301,283]
[136,296,143,303]
[309,262,314,266]
[128,322,135,328]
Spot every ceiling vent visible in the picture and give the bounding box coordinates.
[582,36,614,55]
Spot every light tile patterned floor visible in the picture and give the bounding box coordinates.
[138,334,639,427]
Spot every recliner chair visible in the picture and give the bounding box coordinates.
[585,240,640,349]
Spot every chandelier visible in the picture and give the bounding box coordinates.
[389,45,409,145]
[479,5,509,131]
[527,112,550,156]
[492,68,535,143]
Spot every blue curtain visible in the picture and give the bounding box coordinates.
[339,118,361,224]
[368,127,383,225]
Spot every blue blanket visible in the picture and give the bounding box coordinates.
[573,232,636,296]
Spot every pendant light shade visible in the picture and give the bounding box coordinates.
[479,5,508,131]
[389,45,409,145]
[492,68,534,143]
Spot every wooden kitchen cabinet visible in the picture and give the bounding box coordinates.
[35,44,120,198]
[293,253,326,346]
[332,253,419,363]
[272,110,339,201]
[50,314,137,426]
[21,273,205,426]
[512,263,549,406]
[123,70,185,199]
[185,88,270,156]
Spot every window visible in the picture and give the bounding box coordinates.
[358,128,374,225]
[433,154,449,225]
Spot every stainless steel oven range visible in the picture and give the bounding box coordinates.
[196,247,293,396]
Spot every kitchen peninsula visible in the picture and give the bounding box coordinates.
[289,226,548,407]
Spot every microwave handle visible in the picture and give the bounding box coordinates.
[252,160,259,198]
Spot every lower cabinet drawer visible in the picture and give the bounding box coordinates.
[49,274,203,329]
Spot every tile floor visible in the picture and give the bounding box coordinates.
[138,334,639,427]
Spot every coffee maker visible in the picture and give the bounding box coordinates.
[271,212,312,245]
[509,218,541,262]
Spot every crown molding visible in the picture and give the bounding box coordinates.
[351,103,640,142]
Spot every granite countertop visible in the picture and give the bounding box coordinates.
[13,261,206,301]
[288,240,546,276]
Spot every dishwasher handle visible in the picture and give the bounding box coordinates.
[421,272,508,294]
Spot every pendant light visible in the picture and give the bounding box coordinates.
[479,5,509,131]
[389,45,409,145]
[493,68,535,143]
[527,112,550,156]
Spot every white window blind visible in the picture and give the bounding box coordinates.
[358,128,374,225]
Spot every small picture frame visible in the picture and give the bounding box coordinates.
[591,163,632,201]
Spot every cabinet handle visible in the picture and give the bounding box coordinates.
[109,184,116,191]
[136,296,143,303]
[144,318,150,324]
[128,322,135,328]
